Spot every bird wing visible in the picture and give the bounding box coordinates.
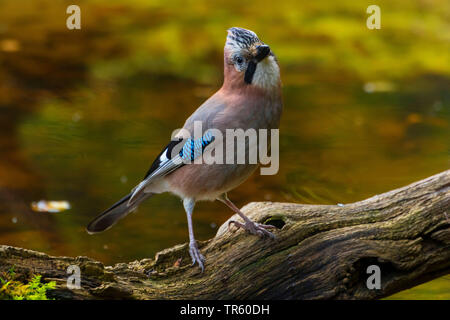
[127,132,214,206]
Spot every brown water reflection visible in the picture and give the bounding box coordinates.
[0,0,448,298]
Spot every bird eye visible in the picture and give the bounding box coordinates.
[235,56,244,64]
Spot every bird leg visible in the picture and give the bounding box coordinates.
[183,198,205,272]
[218,194,276,239]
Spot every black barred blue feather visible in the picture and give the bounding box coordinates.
[179,131,214,162]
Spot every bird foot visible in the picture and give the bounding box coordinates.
[189,241,205,272]
[228,220,276,239]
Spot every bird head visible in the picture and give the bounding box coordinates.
[223,27,280,91]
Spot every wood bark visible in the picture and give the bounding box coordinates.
[1,170,449,300]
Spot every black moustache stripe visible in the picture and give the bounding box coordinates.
[244,61,257,84]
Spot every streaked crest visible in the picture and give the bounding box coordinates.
[226,27,260,50]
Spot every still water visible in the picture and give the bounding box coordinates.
[0,0,448,298]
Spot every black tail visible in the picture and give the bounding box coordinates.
[86,192,153,234]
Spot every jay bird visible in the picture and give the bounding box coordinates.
[86,27,283,271]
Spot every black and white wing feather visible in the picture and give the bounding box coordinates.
[128,132,214,206]
[128,138,184,206]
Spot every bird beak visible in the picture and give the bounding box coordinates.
[244,44,271,85]
[254,45,271,62]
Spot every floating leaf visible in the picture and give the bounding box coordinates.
[31,200,71,213]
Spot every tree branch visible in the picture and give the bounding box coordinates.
[1,170,449,299]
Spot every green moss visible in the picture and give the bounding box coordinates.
[0,267,56,300]
[386,276,450,300]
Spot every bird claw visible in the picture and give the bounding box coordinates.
[228,220,276,239]
[189,241,205,272]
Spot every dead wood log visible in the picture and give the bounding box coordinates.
[0,170,449,299]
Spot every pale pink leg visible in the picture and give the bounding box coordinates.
[217,194,276,239]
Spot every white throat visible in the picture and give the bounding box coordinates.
[252,55,280,90]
